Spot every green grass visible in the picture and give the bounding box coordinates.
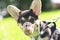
[0,18,30,40]
[0,10,60,40]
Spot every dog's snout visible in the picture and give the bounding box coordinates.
[23,22,32,27]
[25,24,29,27]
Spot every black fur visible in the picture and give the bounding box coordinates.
[50,22,56,35]
[17,9,38,25]
[39,21,60,40]
[40,21,56,38]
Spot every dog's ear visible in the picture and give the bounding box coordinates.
[30,0,42,16]
[7,5,21,20]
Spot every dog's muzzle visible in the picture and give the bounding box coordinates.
[22,22,34,35]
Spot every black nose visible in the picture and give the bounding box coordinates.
[25,24,29,27]
[23,22,32,28]
[26,25,28,27]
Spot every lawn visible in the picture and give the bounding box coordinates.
[39,10,60,28]
[0,10,60,40]
[0,18,30,40]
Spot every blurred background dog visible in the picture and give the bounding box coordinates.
[38,17,60,40]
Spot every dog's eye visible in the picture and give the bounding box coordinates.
[21,17,25,21]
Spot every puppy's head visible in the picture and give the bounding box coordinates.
[17,9,38,35]
[7,0,42,36]
[39,21,56,38]
[39,21,50,38]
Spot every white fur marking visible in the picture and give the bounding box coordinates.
[40,31,44,35]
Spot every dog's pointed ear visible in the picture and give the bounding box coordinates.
[7,5,21,20]
[30,0,42,16]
